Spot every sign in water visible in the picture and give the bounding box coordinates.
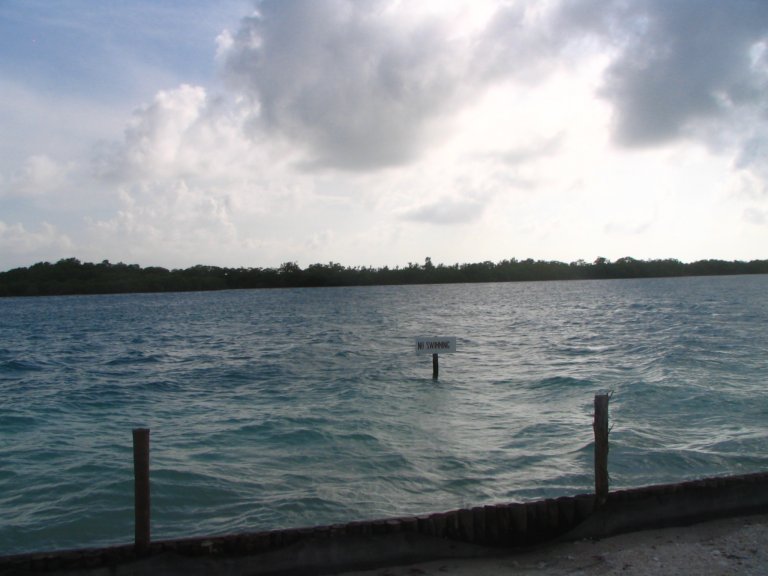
[415,337,456,379]
[414,337,457,354]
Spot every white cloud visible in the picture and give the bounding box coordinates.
[744,207,766,226]
[88,180,237,264]
[0,221,73,265]
[401,197,486,225]
[0,80,125,177]
[84,83,322,267]
[95,85,210,180]
[215,0,768,177]
[2,0,768,271]
[220,0,500,170]
[0,155,75,199]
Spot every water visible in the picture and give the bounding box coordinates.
[1,275,767,555]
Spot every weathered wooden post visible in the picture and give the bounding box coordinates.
[432,353,439,379]
[132,428,150,553]
[593,394,609,507]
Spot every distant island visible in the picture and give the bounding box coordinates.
[1,256,767,297]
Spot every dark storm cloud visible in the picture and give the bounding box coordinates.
[221,0,768,172]
[593,0,768,147]
[482,0,768,150]
[222,0,476,171]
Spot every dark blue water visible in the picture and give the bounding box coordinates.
[1,276,767,555]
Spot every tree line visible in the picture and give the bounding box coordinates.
[1,256,767,297]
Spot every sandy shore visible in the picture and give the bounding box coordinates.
[5,508,766,575]
[336,513,768,576]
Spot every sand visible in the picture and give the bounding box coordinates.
[336,513,768,576]
[7,512,766,575]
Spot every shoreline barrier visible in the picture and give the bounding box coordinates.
[2,471,768,575]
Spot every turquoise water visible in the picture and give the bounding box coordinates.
[1,276,767,555]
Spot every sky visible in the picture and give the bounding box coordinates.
[1,0,767,271]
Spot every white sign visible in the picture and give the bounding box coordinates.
[415,337,457,354]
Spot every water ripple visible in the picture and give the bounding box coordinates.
[1,276,767,555]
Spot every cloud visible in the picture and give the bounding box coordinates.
[95,84,210,180]
[0,221,73,265]
[401,197,485,225]
[735,128,768,182]
[217,0,768,175]
[481,0,768,162]
[0,155,73,198]
[0,79,125,178]
[220,0,490,171]
[743,206,766,225]
[92,83,298,207]
[85,83,319,266]
[3,0,768,270]
[594,0,768,148]
[477,135,564,168]
[88,180,238,262]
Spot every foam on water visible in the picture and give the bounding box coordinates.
[1,276,767,554]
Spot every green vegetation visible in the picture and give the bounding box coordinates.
[1,256,767,297]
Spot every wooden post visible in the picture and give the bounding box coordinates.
[593,394,609,507]
[432,353,439,379]
[132,428,150,553]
